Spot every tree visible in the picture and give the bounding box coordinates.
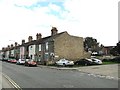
[110,46,118,56]
[116,41,120,54]
[110,41,120,56]
[84,37,100,52]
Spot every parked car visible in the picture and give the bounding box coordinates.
[2,58,8,62]
[55,59,74,66]
[10,59,17,63]
[16,59,25,65]
[109,56,120,63]
[74,58,93,66]
[24,59,37,67]
[91,58,102,65]
[7,58,11,62]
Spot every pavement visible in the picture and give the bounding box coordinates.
[38,64,119,80]
[2,73,21,90]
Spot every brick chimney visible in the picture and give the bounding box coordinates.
[51,27,58,36]
[2,47,5,51]
[22,39,25,44]
[15,42,17,47]
[11,44,13,48]
[7,45,10,50]
[28,36,33,42]
[36,33,42,40]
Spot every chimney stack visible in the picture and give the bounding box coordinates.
[11,44,13,48]
[2,47,5,51]
[36,33,42,40]
[51,27,58,36]
[22,39,25,44]
[15,42,17,46]
[7,45,10,50]
[28,36,33,42]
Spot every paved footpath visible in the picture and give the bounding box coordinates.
[38,64,119,80]
[77,64,119,80]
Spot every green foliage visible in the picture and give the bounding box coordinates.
[84,37,100,52]
[110,41,120,56]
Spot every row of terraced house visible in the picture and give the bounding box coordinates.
[0,27,90,65]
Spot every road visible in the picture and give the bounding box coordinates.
[2,61,118,88]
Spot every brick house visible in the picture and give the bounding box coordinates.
[32,27,90,65]
[1,27,90,65]
[6,43,20,60]
[102,46,115,55]
[19,37,37,60]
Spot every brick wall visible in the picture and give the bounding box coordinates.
[54,32,89,61]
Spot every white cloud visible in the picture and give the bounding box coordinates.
[0,0,119,49]
[48,3,62,12]
[62,0,118,46]
[12,0,40,6]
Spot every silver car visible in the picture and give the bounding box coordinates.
[56,59,74,66]
[16,59,25,65]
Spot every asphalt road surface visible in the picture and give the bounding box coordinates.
[2,61,118,88]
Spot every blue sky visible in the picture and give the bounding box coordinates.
[0,0,119,49]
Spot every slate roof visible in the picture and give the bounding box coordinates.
[35,31,67,44]
[21,31,67,46]
[4,31,67,50]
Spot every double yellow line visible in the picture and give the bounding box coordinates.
[2,73,22,90]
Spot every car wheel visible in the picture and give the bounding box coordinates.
[35,65,37,67]
[85,63,88,66]
[28,64,30,67]
[63,63,66,67]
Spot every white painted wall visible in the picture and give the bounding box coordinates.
[0,52,3,59]
[11,50,14,57]
[20,46,25,59]
[6,51,9,59]
[29,45,36,60]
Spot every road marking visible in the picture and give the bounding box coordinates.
[2,73,22,90]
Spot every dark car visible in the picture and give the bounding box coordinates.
[110,57,120,63]
[102,56,120,63]
[24,59,37,67]
[74,58,93,66]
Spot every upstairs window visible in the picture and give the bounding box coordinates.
[46,42,48,51]
[39,44,41,51]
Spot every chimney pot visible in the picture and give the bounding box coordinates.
[22,39,25,44]
[28,36,33,42]
[8,45,10,48]
[15,42,17,46]
[11,44,13,48]
[2,47,5,51]
[51,27,58,36]
[36,33,42,40]
[7,45,10,50]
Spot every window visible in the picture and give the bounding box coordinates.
[39,44,41,51]
[46,42,48,50]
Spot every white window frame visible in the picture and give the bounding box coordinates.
[46,42,48,50]
[39,44,41,51]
